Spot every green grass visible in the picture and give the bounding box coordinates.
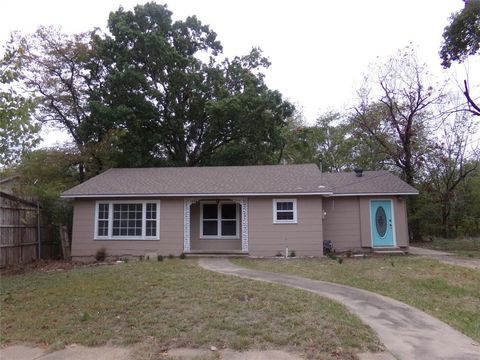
[234,257,480,343]
[0,260,382,358]
[412,237,480,258]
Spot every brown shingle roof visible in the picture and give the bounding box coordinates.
[62,164,331,197]
[61,165,418,198]
[323,171,418,195]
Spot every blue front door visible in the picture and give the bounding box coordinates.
[370,200,394,247]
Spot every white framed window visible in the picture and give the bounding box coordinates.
[94,200,160,240]
[273,199,297,224]
[200,201,239,239]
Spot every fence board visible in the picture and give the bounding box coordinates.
[0,192,58,267]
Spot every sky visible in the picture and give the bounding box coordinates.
[0,0,477,146]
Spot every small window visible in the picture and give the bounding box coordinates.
[201,202,239,238]
[146,203,157,237]
[273,199,297,224]
[97,203,109,237]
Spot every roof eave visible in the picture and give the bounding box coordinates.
[330,192,419,197]
[61,191,334,199]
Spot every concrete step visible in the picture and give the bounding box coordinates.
[373,248,406,255]
[186,250,249,258]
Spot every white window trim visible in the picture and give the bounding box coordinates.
[273,199,298,224]
[94,200,160,240]
[200,201,240,239]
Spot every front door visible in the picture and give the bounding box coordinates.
[370,200,394,247]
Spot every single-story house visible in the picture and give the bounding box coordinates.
[61,164,418,259]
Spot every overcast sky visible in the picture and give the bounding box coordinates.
[1,0,477,146]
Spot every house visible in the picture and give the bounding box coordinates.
[61,164,418,259]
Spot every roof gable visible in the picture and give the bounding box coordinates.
[323,171,418,195]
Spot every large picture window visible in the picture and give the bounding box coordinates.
[95,201,160,240]
[200,202,239,238]
[273,199,297,224]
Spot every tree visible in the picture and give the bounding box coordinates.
[277,111,318,165]
[6,27,96,180]
[352,48,446,240]
[352,48,444,185]
[422,109,479,237]
[314,113,358,172]
[440,0,480,116]
[88,3,293,167]
[13,146,81,226]
[453,166,480,235]
[0,38,40,166]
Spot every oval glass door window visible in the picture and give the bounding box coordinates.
[375,207,387,237]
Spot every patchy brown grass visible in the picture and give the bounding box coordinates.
[234,257,480,343]
[412,237,480,258]
[0,260,382,359]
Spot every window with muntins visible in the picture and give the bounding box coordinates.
[201,202,238,238]
[95,201,160,240]
[273,199,297,224]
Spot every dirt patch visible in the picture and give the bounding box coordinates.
[0,259,120,276]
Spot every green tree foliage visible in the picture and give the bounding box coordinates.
[314,113,356,172]
[280,111,387,171]
[440,0,480,116]
[13,147,81,225]
[0,37,40,166]
[87,3,293,167]
[4,27,96,178]
[279,112,320,165]
[453,166,480,236]
[440,0,480,67]
[421,111,479,237]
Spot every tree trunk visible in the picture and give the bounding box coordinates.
[79,163,85,183]
[407,197,423,242]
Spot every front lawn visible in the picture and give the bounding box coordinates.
[234,257,480,343]
[412,237,480,258]
[0,260,382,359]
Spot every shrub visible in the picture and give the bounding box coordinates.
[157,255,164,261]
[179,253,186,259]
[327,253,337,260]
[95,247,107,262]
[337,258,344,264]
[80,312,92,321]
[346,249,352,258]
[168,254,175,259]
[289,250,296,258]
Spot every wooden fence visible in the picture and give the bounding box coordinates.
[0,192,58,267]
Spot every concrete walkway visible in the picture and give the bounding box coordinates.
[408,246,452,256]
[409,246,480,270]
[0,344,132,360]
[199,259,480,360]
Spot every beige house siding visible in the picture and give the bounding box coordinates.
[190,201,242,251]
[248,196,324,257]
[71,198,184,259]
[324,196,409,251]
[71,194,408,259]
[323,197,362,250]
